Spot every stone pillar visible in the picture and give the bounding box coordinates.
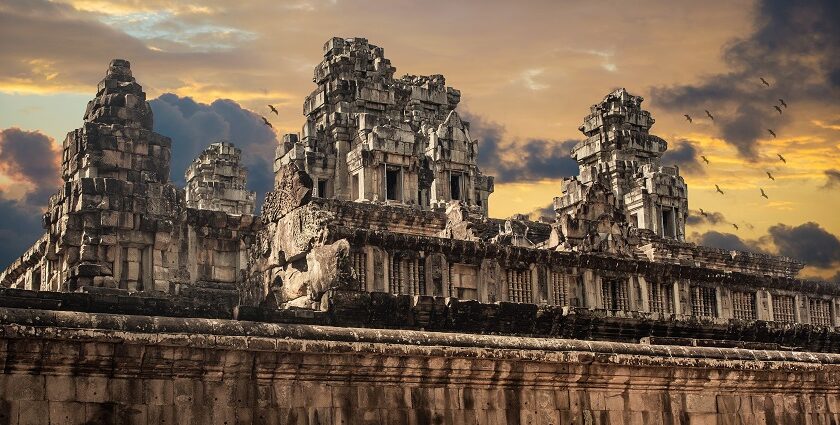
[717,286,732,319]
[479,259,499,303]
[795,294,807,324]
[757,290,772,321]
[638,276,651,313]
[716,286,727,318]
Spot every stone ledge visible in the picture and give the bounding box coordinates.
[2,306,840,369]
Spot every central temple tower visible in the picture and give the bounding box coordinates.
[274,37,494,214]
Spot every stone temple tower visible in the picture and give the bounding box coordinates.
[555,88,688,240]
[43,59,182,291]
[186,142,256,215]
[274,37,494,215]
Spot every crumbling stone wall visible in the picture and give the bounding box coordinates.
[249,179,840,328]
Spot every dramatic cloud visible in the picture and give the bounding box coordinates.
[0,127,60,205]
[149,93,277,207]
[692,222,840,280]
[652,0,840,158]
[523,203,555,221]
[464,112,579,184]
[661,139,705,176]
[822,169,840,189]
[767,222,840,268]
[691,231,759,253]
[686,209,727,226]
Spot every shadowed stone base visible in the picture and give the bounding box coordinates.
[1,307,839,424]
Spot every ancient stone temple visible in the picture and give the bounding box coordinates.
[1,39,840,424]
[276,37,494,214]
[0,60,257,299]
[558,88,688,241]
[186,142,256,215]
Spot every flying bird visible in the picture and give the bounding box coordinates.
[699,208,708,216]
[268,104,279,115]
[261,116,273,128]
[779,98,787,108]
[732,223,740,231]
[777,153,787,163]
[701,155,710,164]
[773,105,783,114]
[760,77,770,87]
[715,184,725,195]
[760,188,769,199]
[684,114,692,123]
[768,129,777,138]
[705,110,714,121]
[766,171,775,181]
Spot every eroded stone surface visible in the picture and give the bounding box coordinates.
[185,142,256,215]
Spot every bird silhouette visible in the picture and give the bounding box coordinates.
[261,116,273,128]
[777,153,787,163]
[705,110,714,121]
[715,184,725,195]
[760,188,769,199]
[701,155,710,164]
[732,223,740,231]
[760,77,770,87]
[768,129,777,138]
[684,114,693,123]
[699,208,708,216]
[779,99,787,108]
[268,104,279,115]
[773,105,783,114]
[766,171,775,181]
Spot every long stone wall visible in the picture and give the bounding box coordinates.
[1,307,840,424]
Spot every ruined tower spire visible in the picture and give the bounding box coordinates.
[556,88,688,241]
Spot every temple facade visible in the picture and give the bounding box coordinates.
[0,41,833,330]
[3,37,840,425]
[0,38,840,325]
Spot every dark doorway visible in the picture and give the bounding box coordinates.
[450,173,461,200]
[386,168,400,201]
[317,179,327,197]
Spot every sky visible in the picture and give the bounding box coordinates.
[0,0,839,280]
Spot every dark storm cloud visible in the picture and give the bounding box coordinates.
[767,222,840,268]
[686,209,727,226]
[717,104,783,159]
[691,231,760,253]
[652,0,840,158]
[0,128,60,267]
[661,140,705,175]
[463,111,580,183]
[822,169,840,189]
[0,195,46,269]
[149,93,277,208]
[0,128,60,205]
